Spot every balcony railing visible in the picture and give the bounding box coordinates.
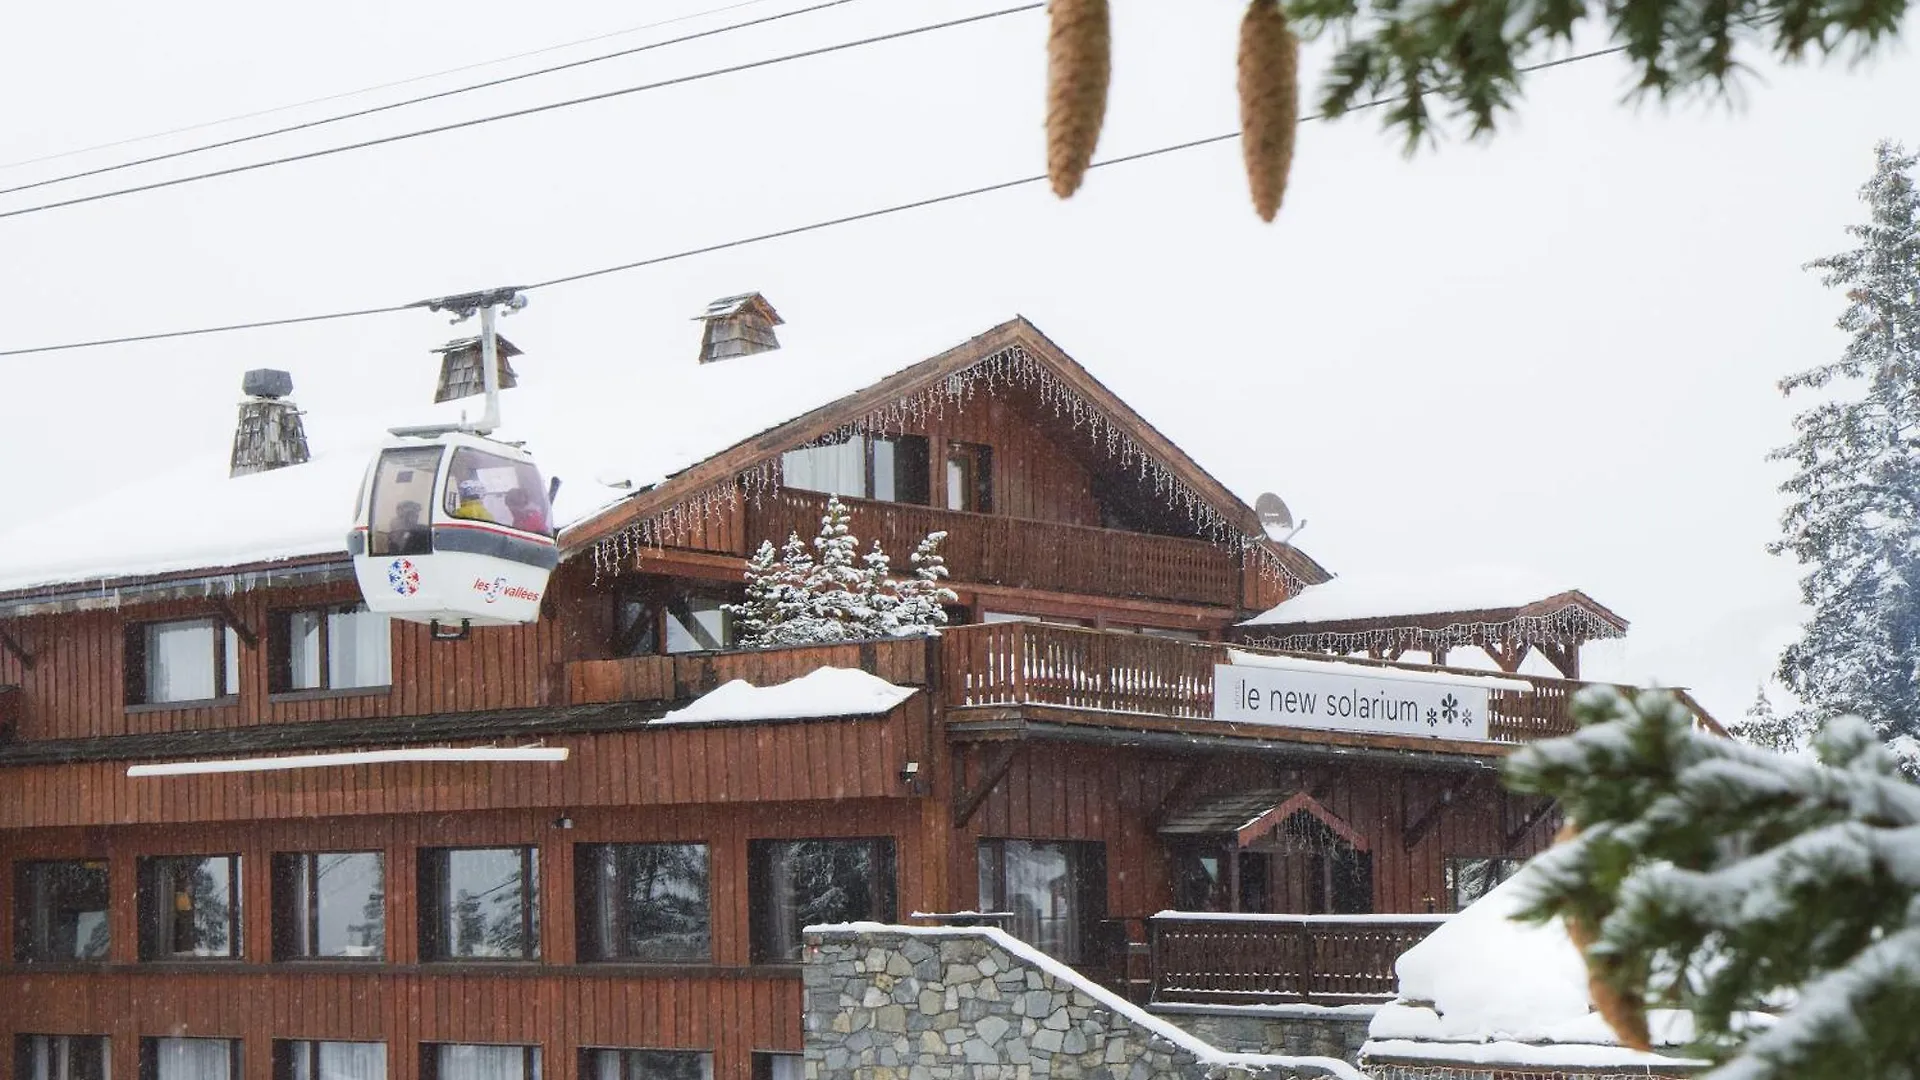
[1149,912,1447,1005]
[745,490,1242,607]
[570,638,930,706]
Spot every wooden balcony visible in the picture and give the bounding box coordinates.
[1149,912,1446,1005]
[569,638,931,705]
[939,622,1589,745]
[744,490,1241,608]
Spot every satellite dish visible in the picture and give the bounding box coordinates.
[1255,492,1295,542]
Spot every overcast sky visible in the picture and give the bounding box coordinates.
[2,0,1916,723]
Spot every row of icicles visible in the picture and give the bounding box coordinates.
[1047,0,1298,221]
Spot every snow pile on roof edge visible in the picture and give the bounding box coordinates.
[655,666,916,724]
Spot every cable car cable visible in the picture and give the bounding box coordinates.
[0,0,793,174]
[0,44,1627,360]
[0,3,1044,224]
[0,0,863,200]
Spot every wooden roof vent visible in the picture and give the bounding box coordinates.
[695,292,783,363]
[230,368,311,477]
[433,334,522,403]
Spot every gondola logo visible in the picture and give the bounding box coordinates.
[474,576,541,604]
[387,558,421,596]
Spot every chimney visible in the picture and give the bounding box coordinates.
[433,334,522,403]
[695,293,782,363]
[229,369,310,477]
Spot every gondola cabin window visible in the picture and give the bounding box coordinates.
[366,446,439,557]
[13,860,109,963]
[574,843,711,962]
[780,435,930,504]
[424,1044,542,1080]
[124,618,240,705]
[442,446,553,535]
[420,847,540,961]
[272,852,385,960]
[270,605,391,693]
[137,854,240,960]
[142,1037,240,1080]
[275,1041,386,1080]
[16,1035,109,1080]
[580,1049,712,1080]
[747,838,897,963]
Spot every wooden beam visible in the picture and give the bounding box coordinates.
[1506,795,1559,851]
[953,743,1020,828]
[212,598,257,649]
[1402,774,1487,852]
[0,625,33,671]
[1535,641,1579,679]
[1484,640,1532,673]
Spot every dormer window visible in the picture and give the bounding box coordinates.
[780,434,930,505]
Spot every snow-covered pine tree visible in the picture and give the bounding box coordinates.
[728,499,954,646]
[862,540,902,636]
[802,496,871,641]
[887,530,957,632]
[1766,141,1920,764]
[1504,688,1920,1080]
[1733,683,1801,754]
[731,541,784,646]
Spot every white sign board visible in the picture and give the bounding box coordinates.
[1212,664,1491,741]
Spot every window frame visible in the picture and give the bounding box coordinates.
[267,604,393,697]
[976,837,1108,964]
[780,434,933,506]
[580,1047,713,1080]
[15,1034,111,1080]
[273,1039,387,1080]
[612,581,742,658]
[746,836,898,965]
[124,617,242,708]
[13,859,111,964]
[140,1036,241,1080]
[574,842,712,964]
[419,846,542,962]
[271,850,386,961]
[422,1042,542,1080]
[1444,855,1524,911]
[750,1052,805,1080]
[137,853,243,961]
[943,441,993,514]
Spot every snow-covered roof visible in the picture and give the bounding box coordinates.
[0,312,1006,598]
[1363,859,1704,1070]
[1241,566,1615,628]
[655,667,917,724]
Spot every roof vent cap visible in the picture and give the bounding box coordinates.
[694,292,782,363]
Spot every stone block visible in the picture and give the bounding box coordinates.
[975,1016,1011,1045]
[875,1005,908,1034]
[962,1039,999,1065]
[1031,1029,1064,1055]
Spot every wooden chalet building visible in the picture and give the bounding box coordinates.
[0,302,1713,1080]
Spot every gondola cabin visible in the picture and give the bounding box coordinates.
[348,431,557,628]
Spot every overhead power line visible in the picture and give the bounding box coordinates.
[0,0,860,201]
[0,0,789,174]
[0,45,1628,360]
[0,4,1042,224]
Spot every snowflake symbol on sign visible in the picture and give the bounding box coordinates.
[1460,706,1474,727]
[387,558,421,596]
[1440,694,1461,724]
[1426,708,1439,728]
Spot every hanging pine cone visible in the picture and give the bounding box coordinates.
[1046,0,1111,198]
[1238,0,1299,222]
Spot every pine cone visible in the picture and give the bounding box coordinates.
[1238,0,1299,222]
[1046,0,1111,198]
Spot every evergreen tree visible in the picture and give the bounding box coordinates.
[1504,688,1920,1080]
[888,530,957,631]
[1767,142,1920,766]
[1733,683,1802,754]
[728,498,952,646]
[732,541,784,646]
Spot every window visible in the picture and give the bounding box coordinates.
[271,605,392,693]
[142,1037,239,1080]
[443,446,552,535]
[748,838,896,963]
[581,1049,711,1080]
[273,852,385,960]
[977,839,1107,963]
[751,1054,805,1080]
[423,1044,541,1080]
[663,593,731,654]
[1446,856,1523,911]
[14,860,109,962]
[944,442,992,513]
[612,584,739,657]
[420,847,539,960]
[125,619,240,705]
[275,1040,386,1080]
[575,843,710,962]
[781,435,931,505]
[16,1035,109,1080]
[368,445,440,557]
[139,854,240,959]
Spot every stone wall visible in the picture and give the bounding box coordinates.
[802,925,1360,1080]
[1149,1005,1373,1066]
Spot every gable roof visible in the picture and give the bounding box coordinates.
[0,315,1326,606]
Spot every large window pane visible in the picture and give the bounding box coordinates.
[662,595,729,655]
[144,1037,237,1080]
[327,607,391,688]
[14,860,110,962]
[422,848,539,960]
[748,838,896,963]
[276,1040,387,1080]
[139,855,239,960]
[780,438,865,499]
[576,844,710,962]
[16,1035,109,1080]
[286,610,324,691]
[582,1050,711,1080]
[147,620,217,703]
[426,1044,541,1080]
[978,839,1107,964]
[1446,856,1522,911]
[871,435,930,505]
[274,852,385,959]
[751,1054,804,1080]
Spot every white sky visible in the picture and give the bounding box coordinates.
[1,0,1915,724]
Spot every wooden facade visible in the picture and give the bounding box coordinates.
[0,317,1663,1077]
